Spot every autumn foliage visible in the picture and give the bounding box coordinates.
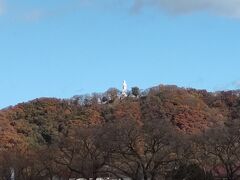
[0,85,240,179]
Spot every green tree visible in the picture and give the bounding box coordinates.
[131,87,140,97]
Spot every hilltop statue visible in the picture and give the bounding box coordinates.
[122,80,128,97]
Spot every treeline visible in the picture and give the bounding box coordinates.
[1,85,240,179]
[1,118,240,180]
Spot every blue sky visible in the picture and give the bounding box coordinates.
[1,0,240,108]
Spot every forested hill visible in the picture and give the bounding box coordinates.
[0,85,240,149]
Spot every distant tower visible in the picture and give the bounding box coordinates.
[122,80,128,97]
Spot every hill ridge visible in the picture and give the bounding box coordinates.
[0,84,240,148]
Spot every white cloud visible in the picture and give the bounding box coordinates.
[0,0,5,15]
[6,0,240,21]
[232,81,240,89]
[23,10,44,22]
[132,0,240,18]
[21,0,93,22]
[214,80,240,91]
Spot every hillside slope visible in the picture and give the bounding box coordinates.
[0,85,240,149]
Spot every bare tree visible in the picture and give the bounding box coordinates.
[101,119,180,180]
[55,126,108,180]
[198,120,240,180]
[105,88,120,103]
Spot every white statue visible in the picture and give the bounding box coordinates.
[10,168,15,180]
[122,80,128,97]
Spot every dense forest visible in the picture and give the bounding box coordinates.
[1,85,240,180]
